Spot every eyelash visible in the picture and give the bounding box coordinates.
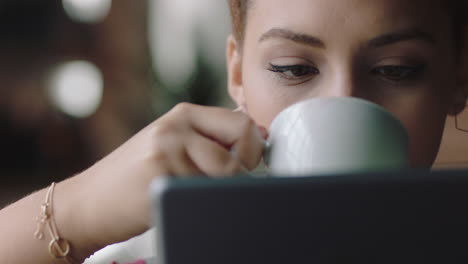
[268,63,319,80]
[268,63,425,83]
[370,65,425,82]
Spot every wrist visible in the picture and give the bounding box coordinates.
[69,164,152,252]
[53,173,102,261]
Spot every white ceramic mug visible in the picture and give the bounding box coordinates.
[263,97,409,176]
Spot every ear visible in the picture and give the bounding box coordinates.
[226,34,246,107]
[448,27,468,116]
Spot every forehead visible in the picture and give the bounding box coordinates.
[245,0,451,45]
[247,0,446,20]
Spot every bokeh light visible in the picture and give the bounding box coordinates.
[48,60,104,119]
[149,0,230,90]
[62,0,112,24]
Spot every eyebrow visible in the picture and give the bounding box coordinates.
[367,29,436,48]
[259,28,325,49]
[259,27,436,49]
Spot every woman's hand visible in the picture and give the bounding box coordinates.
[71,103,267,256]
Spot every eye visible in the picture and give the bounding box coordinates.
[371,65,425,81]
[268,63,319,80]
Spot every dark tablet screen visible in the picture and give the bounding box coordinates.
[151,170,468,264]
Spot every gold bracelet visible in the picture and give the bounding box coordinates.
[34,182,81,264]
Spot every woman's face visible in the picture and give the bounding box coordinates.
[227,0,466,167]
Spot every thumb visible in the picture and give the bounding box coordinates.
[230,124,268,170]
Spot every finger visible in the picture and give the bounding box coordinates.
[172,103,258,147]
[186,105,265,169]
[166,145,203,177]
[168,103,265,171]
[185,132,244,177]
[146,126,202,177]
[228,119,266,170]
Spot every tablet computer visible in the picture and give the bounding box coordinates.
[150,170,468,264]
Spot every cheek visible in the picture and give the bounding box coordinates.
[390,93,449,167]
[241,59,298,127]
[243,79,285,127]
[395,65,456,167]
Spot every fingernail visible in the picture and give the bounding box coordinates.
[257,125,269,140]
[230,147,250,173]
[233,106,243,113]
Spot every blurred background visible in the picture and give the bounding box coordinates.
[0,0,231,206]
[0,0,466,207]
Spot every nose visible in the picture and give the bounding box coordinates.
[317,67,360,98]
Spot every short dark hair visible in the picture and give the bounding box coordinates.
[228,0,250,44]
